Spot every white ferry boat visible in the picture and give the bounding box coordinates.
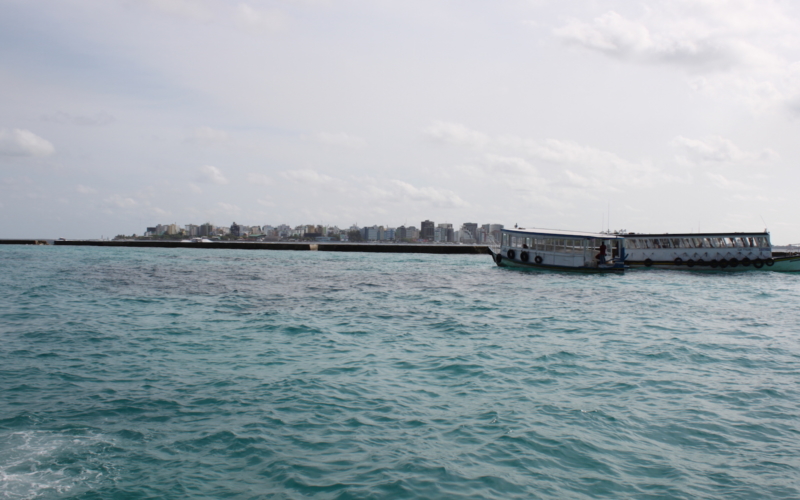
[489,228,626,273]
[622,231,800,271]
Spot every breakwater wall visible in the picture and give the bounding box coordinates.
[0,239,49,245]
[53,240,491,255]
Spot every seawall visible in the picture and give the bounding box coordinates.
[52,240,491,254]
[0,239,50,245]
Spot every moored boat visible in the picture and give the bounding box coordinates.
[622,231,800,272]
[490,228,626,273]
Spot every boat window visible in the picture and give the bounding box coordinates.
[566,239,576,253]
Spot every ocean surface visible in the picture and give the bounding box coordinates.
[1,245,799,500]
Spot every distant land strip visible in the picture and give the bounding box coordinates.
[41,240,492,254]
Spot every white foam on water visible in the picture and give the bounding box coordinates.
[0,430,112,499]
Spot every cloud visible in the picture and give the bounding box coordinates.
[316,132,366,149]
[552,4,800,113]
[235,3,285,31]
[423,121,489,148]
[247,173,273,186]
[104,194,137,208]
[672,135,779,165]
[41,111,115,126]
[389,180,468,208]
[189,183,203,194]
[554,11,738,71]
[281,169,335,184]
[187,126,229,144]
[0,129,55,157]
[76,185,96,194]
[216,202,241,215]
[706,172,750,191]
[198,165,229,185]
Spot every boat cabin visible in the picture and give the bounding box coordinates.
[495,228,626,272]
[622,232,771,268]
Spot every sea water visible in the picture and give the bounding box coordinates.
[1,245,799,499]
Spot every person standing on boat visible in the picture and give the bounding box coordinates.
[596,241,607,264]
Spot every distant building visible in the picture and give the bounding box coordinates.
[230,222,243,238]
[362,225,383,241]
[438,223,454,242]
[421,220,434,240]
[199,223,215,237]
[461,223,477,243]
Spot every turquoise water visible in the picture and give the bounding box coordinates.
[1,246,799,499]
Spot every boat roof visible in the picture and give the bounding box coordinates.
[503,228,624,240]
[623,231,768,238]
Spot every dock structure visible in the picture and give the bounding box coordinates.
[0,239,50,245]
[50,240,491,255]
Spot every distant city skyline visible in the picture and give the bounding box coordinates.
[2,2,800,243]
[134,220,505,245]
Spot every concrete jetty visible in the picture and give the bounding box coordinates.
[52,240,491,254]
[0,239,50,245]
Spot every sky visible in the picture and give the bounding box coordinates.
[1,0,799,243]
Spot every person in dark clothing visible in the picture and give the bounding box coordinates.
[596,242,607,263]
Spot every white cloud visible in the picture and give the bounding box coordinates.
[235,3,285,31]
[552,4,800,112]
[281,169,335,184]
[0,129,55,157]
[316,132,366,149]
[198,165,229,185]
[104,194,137,208]
[672,135,779,165]
[216,202,241,215]
[389,180,468,208]
[189,183,203,194]
[76,185,96,194]
[706,172,750,190]
[423,121,489,148]
[247,173,273,186]
[554,11,738,70]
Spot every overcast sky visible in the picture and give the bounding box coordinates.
[2,0,799,242]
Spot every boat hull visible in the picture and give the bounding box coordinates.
[490,251,624,274]
[626,254,800,272]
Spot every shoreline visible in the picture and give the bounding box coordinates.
[27,239,492,254]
